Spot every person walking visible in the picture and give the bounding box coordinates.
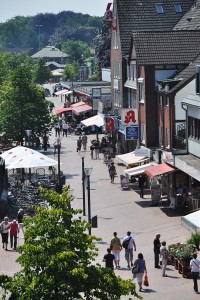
[190,253,200,294]
[53,139,61,156]
[62,121,68,137]
[133,253,147,292]
[54,122,60,137]
[77,136,82,152]
[10,219,19,250]
[93,139,100,159]
[103,248,115,270]
[108,162,116,184]
[123,231,136,269]
[160,241,169,277]
[81,133,88,150]
[17,209,24,234]
[138,174,146,198]
[90,143,94,159]
[0,216,10,250]
[154,233,161,268]
[110,232,122,269]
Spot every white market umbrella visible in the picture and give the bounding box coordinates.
[1,146,33,158]
[6,152,58,169]
[1,147,37,166]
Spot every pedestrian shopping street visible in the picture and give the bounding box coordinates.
[0,92,198,299]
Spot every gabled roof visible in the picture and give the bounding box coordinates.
[116,0,195,55]
[31,46,69,59]
[166,54,200,94]
[132,30,200,65]
[173,0,200,30]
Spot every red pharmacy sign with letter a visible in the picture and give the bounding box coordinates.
[121,109,138,125]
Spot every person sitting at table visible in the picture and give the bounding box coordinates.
[177,184,183,195]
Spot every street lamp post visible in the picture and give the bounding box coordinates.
[84,167,93,235]
[79,151,86,216]
[57,138,61,189]
[36,24,43,49]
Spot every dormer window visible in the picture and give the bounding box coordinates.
[175,3,182,13]
[156,4,164,14]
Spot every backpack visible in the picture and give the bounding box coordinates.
[122,236,131,249]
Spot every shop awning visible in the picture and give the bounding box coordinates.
[144,163,176,180]
[81,115,104,127]
[55,89,68,96]
[55,107,72,115]
[70,101,86,108]
[116,151,149,167]
[123,162,157,179]
[175,154,200,182]
[72,104,92,115]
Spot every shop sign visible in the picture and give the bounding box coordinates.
[162,151,174,166]
[105,117,115,131]
[121,109,138,125]
[125,125,138,140]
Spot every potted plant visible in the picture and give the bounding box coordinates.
[186,234,200,250]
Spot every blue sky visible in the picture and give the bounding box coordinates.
[0,0,111,22]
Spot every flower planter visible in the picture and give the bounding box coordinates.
[168,254,175,266]
[178,260,191,278]
[174,258,179,270]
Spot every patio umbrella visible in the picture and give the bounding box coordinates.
[6,152,58,169]
[1,147,37,166]
[1,146,32,158]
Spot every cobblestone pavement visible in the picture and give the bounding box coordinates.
[0,87,198,299]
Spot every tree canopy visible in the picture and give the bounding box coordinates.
[63,61,80,82]
[0,12,102,51]
[0,187,139,300]
[32,58,51,84]
[0,63,54,144]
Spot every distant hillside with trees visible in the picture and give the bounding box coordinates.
[0,11,102,51]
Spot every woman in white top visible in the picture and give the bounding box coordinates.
[0,216,10,250]
[190,253,200,294]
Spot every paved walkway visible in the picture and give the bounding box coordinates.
[0,90,198,299]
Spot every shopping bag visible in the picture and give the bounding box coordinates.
[143,274,149,287]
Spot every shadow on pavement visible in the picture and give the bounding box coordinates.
[160,207,188,217]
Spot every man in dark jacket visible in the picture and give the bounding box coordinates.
[154,233,161,268]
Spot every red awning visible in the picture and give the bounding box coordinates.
[55,107,72,115]
[144,163,176,179]
[70,101,86,108]
[72,104,92,115]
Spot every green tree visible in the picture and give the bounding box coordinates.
[32,58,51,84]
[0,187,140,300]
[0,65,54,144]
[61,40,91,63]
[63,61,80,81]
